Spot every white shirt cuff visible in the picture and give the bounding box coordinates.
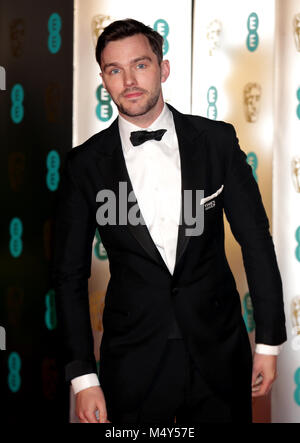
[71,373,100,395]
[255,343,283,356]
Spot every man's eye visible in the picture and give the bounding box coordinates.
[111,69,120,75]
[137,63,146,69]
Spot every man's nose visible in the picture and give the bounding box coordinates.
[123,69,136,87]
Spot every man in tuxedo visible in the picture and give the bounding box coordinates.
[53,19,286,423]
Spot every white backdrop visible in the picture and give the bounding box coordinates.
[192,0,275,422]
[272,0,300,424]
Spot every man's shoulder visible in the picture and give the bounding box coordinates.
[169,104,235,138]
[66,119,118,166]
[182,111,235,136]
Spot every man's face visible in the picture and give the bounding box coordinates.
[100,33,169,120]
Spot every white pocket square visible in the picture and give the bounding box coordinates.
[200,185,224,205]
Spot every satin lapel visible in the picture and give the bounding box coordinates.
[96,118,170,272]
[168,105,207,270]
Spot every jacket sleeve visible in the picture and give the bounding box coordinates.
[52,151,98,383]
[223,124,287,346]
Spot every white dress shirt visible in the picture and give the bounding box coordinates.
[71,104,281,394]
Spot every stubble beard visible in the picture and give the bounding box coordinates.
[117,89,161,118]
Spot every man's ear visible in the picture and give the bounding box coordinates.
[160,60,170,83]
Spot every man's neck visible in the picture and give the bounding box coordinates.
[118,100,165,129]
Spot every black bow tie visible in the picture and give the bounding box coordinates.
[130,129,167,147]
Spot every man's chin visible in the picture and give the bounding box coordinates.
[118,104,151,118]
[117,93,161,118]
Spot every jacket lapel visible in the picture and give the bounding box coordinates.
[168,105,206,270]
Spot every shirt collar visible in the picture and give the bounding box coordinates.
[118,103,175,154]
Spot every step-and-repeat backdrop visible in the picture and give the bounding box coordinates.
[272,0,300,424]
[0,0,74,423]
[192,0,275,422]
[1,0,299,424]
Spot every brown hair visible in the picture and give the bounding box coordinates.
[95,18,163,68]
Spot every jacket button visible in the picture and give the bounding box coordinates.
[171,287,179,296]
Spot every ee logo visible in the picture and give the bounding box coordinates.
[94,229,108,260]
[296,88,300,120]
[154,19,169,56]
[96,85,113,122]
[8,352,21,393]
[294,367,300,406]
[11,84,24,124]
[9,217,23,258]
[46,150,60,191]
[242,293,255,333]
[296,226,300,262]
[246,12,259,52]
[246,152,258,182]
[207,86,218,120]
[48,13,62,54]
[45,289,57,330]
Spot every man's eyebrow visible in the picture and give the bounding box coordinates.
[131,56,153,64]
[102,56,153,72]
[102,61,121,71]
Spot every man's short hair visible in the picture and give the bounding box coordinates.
[95,18,164,68]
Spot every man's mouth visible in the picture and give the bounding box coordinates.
[123,90,144,99]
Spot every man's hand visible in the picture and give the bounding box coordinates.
[251,353,278,397]
[75,385,110,423]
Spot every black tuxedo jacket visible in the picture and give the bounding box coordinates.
[53,104,286,414]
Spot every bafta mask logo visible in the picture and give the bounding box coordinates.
[6,287,24,328]
[292,296,300,336]
[293,13,300,52]
[91,15,112,47]
[291,296,300,351]
[10,18,25,58]
[42,357,59,400]
[206,20,222,56]
[292,157,300,193]
[244,82,261,122]
[45,82,61,123]
[8,152,25,192]
[44,219,54,261]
